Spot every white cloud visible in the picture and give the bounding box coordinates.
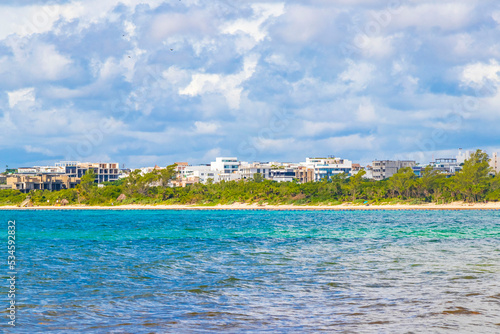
[493,11,500,25]
[223,3,284,41]
[354,34,396,58]
[274,4,339,43]
[301,121,346,136]
[222,3,285,52]
[390,3,473,31]
[180,54,259,109]
[202,148,222,161]
[150,10,214,41]
[461,59,500,87]
[339,60,375,91]
[194,121,219,134]
[3,40,73,81]
[8,88,36,108]
[356,99,377,122]
[24,145,56,156]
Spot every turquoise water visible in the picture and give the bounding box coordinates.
[1,210,500,333]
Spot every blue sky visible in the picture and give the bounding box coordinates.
[1,0,500,168]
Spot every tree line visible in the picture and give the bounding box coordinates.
[1,149,499,206]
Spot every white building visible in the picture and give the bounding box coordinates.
[490,152,499,174]
[210,157,240,174]
[239,162,273,180]
[18,166,65,174]
[181,165,218,184]
[300,157,353,181]
[430,158,462,175]
[270,168,296,182]
[456,149,471,164]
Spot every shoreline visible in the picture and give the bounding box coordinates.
[1,202,500,211]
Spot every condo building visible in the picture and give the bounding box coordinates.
[371,160,417,180]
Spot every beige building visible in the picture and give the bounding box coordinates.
[6,174,79,192]
[490,152,499,174]
[295,167,314,183]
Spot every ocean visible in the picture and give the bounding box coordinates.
[1,209,500,333]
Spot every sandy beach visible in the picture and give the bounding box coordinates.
[1,202,500,210]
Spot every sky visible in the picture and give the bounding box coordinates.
[1,0,500,168]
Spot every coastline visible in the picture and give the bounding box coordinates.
[1,202,500,210]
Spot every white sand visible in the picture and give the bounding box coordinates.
[1,201,499,210]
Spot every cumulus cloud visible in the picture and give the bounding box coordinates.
[8,87,35,108]
[180,54,259,109]
[461,59,500,88]
[1,0,500,167]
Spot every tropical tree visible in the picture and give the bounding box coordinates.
[416,166,442,200]
[454,149,491,202]
[348,170,366,201]
[389,167,415,198]
[77,169,97,201]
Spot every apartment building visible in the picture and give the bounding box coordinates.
[57,161,120,183]
[239,163,272,180]
[301,157,353,181]
[270,168,296,182]
[6,174,79,192]
[490,152,499,174]
[430,158,462,175]
[295,166,314,183]
[372,160,416,180]
[210,157,240,174]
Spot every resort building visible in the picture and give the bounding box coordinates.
[456,149,471,165]
[371,160,416,180]
[300,157,353,181]
[490,152,499,174]
[210,157,240,174]
[295,166,314,183]
[239,162,273,180]
[270,168,296,182]
[3,161,120,192]
[6,174,79,192]
[429,158,462,175]
[179,165,216,184]
[56,161,120,183]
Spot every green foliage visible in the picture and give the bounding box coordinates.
[0,190,27,205]
[2,151,500,206]
[454,149,491,202]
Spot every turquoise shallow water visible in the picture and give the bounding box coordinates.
[1,210,500,333]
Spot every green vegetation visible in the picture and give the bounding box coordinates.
[1,150,500,206]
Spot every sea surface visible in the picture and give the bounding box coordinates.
[1,209,500,333]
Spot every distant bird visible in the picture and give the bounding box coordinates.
[128,56,131,58]
[170,49,174,51]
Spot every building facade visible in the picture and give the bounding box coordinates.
[490,152,499,174]
[301,157,353,181]
[372,160,416,180]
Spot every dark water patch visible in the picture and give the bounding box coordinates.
[441,307,482,315]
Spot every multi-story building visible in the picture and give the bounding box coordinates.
[490,152,499,174]
[239,163,272,180]
[18,166,65,174]
[57,161,120,183]
[456,149,471,164]
[210,157,240,174]
[179,165,215,184]
[430,158,462,175]
[295,166,314,183]
[270,168,296,182]
[301,157,353,181]
[6,174,79,192]
[372,160,416,180]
